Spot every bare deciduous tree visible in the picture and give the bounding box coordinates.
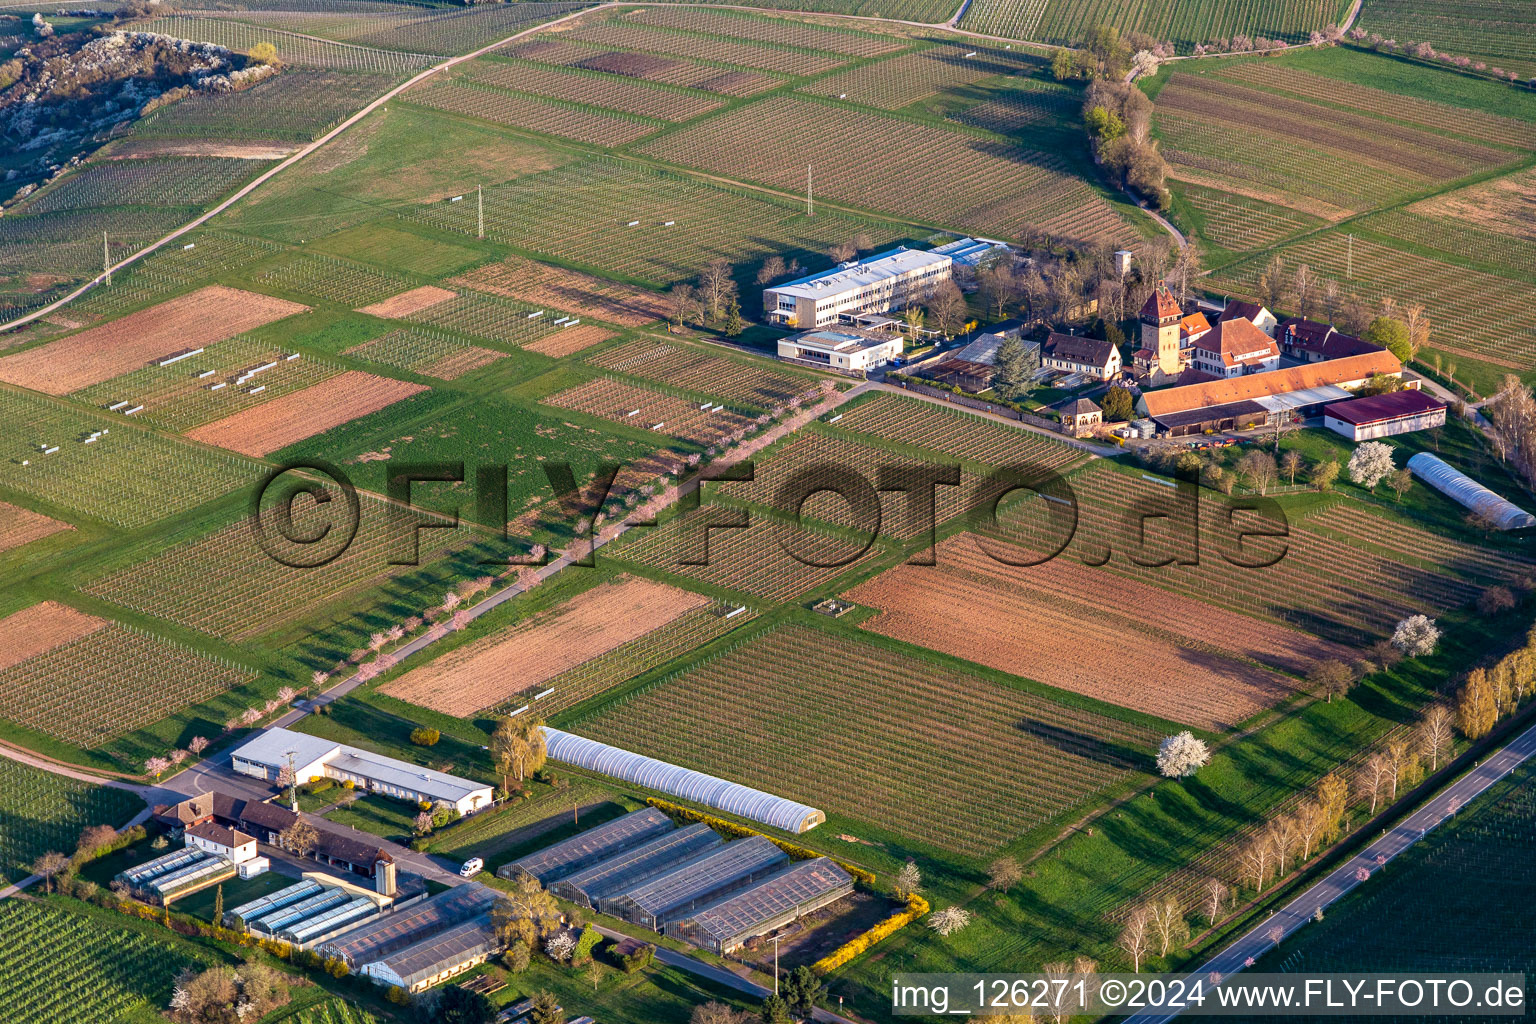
[1418,705,1453,772]
[988,856,1024,893]
[1239,835,1273,892]
[1204,878,1228,924]
[1148,897,1188,957]
[1358,752,1392,815]
[755,256,785,287]
[1119,905,1152,972]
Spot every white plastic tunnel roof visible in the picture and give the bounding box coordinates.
[542,728,826,834]
[1407,453,1536,531]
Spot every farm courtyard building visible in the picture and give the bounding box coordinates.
[1137,349,1405,436]
[762,246,952,329]
[1323,390,1447,440]
[777,328,902,373]
[154,790,400,892]
[229,727,493,816]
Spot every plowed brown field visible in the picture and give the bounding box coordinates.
[357,285,457,318]
[0,286,308,395]
[0,601,107,673]
[0,502,71,554]
[453,255,667,327]
[525,324,615,357]
[845,534,1312,730]
[184,370,427,456]
[382,575,709,716]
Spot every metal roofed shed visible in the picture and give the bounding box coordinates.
[600,835,790,930]
[1408,453,1536,530]
[1323,390,1446,441]
[542,729,826,834]
[666,858,855,954]
[550,822,722,907]
[502,806,675,885]
[321,883,498,967]
[367,915,499,993]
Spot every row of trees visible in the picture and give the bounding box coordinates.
[1349,26,1534,85]
[1112,611,1459,971]
[1083,79,1171,209]
[1456,619,1536,740]
[1485,375,1536,492]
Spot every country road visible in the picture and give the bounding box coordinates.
[1121,717,1536,1023]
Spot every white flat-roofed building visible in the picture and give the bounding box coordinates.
[230,727,494,817]
[777,329,903,372]
[763,247,952,329]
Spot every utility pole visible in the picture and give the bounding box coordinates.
[806,164,813,217]
[103,232,111,286]
[476,184,484,239]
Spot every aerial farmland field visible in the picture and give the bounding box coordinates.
[568,623,1166,855]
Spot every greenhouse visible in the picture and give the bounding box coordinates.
[227,879,324,928]
[368,915,499,993]
[502,806,675,884]
[283,895,383,947]
[322,884,498,968]
[550,822,722,907]
[601,835,790,930]
[1407,453,1536,530]
[119,847,203,887]
[667,858,855,954]
[251,888,352,936]
[149,854,236,902]
[542,728,826,833]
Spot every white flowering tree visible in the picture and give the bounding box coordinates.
[1348,441,1396,489]
[1391,614,1441,657]
[545,932,577,963]
[927,906,972,937]
[1157,732,1211,778]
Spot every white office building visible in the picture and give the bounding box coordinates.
[777,329,903,373]
[762,247,952,329]
[230,727,494,816]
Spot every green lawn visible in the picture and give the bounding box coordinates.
[322,794,422,845]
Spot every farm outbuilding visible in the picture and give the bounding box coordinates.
[1407,453,1536,530]
[666,858,855,954]
[1323,390,1446,441]
[600,835,790,931]
[550,822,722,908]
[542,728,826,833]
[501,806,676,885]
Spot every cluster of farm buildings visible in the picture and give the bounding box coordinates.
[760,242,1451,443]
[118,726,849,997]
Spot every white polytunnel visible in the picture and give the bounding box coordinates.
[1407,453,1536,531]
[542,728,826,834]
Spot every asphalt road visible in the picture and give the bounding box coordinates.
[1122,718,1536,1023]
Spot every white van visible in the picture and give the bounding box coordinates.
[459,857,483,877]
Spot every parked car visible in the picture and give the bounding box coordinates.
[460,857,483,877]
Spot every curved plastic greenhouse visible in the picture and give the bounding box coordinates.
[1407,453,1536,531]
[542,728,826,834]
